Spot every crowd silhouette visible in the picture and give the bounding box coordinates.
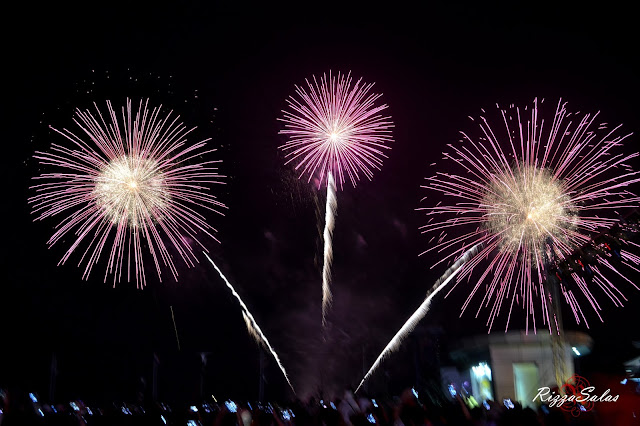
[2,382,639,426]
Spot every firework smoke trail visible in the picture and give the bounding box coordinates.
[355,244,480,393]
[279,71,393,325]
[321,172,338,326]
[170,306,181,351]
[420,98,640,332]
[242,311,261,344]
[203,252,296,394]
[29,99,226,287]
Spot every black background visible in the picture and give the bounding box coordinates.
[2,1,639,403]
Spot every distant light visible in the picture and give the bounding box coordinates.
[29,393,38,403]
[212,395,217,402]
[190,405,198,412]
[161,415,167,424]
[572,347,581,356]
[70,402,79,411]
[225,401,237,413]
[620,378,628,385]
[87,407,93,415]
[38,409,44,417]
[448,384,457,397]
[472,362,492,380]
[412,387,418,398]
[330,402,336,410]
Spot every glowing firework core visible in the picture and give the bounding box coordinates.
[94,155,168,227]
[484,166,576,257]
[328,131,342,144]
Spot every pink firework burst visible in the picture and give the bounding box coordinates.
[278,71,394,189]
[420,98,640,332]
[30,99,226,287]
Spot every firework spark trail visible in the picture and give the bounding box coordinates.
[30,99,226,287]
[419,98,640,332]
[203,252,296,394]
[356,244,481,393]
[321,172,338,326]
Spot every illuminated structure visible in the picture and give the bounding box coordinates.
[444,331,593,408]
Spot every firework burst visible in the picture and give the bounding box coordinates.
[279,71,393,325]
[30,99,226,287]
[420,98,639,332]
[278,71,393,190]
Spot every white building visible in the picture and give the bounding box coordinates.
[443,331,593,409]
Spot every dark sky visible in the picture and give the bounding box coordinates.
[2,2,639,403]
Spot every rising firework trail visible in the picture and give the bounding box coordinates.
[420,98,639,332]
[203,252,296,394]
[29,99,226,287]
[356,244,480,392]
[321,172,337,325]
[279,71,393,325]
[170,306,181,351]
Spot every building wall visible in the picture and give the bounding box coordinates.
[489,338,573,408]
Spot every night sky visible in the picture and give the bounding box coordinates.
[2,2,639,404]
